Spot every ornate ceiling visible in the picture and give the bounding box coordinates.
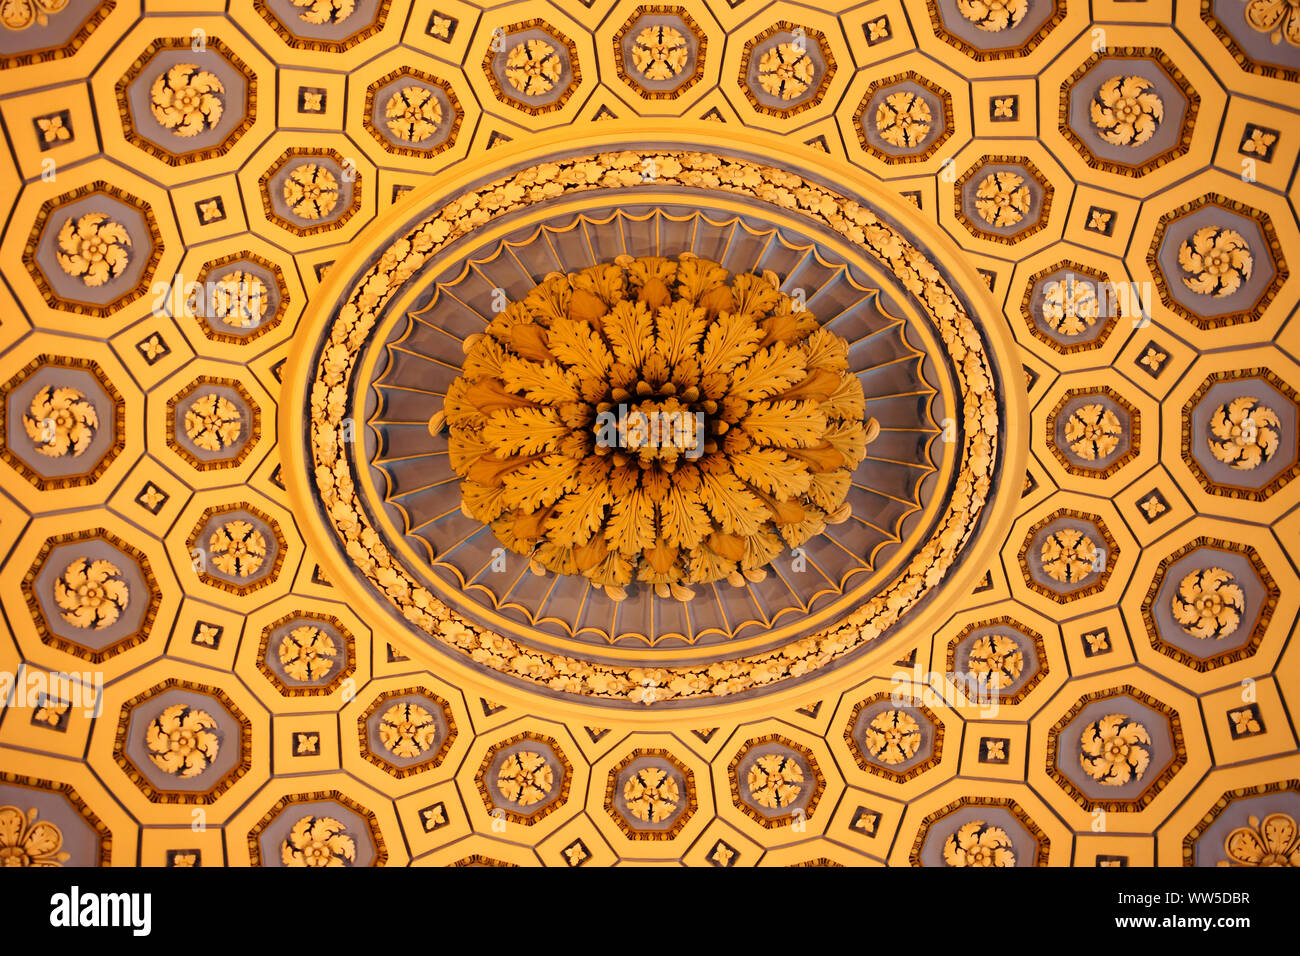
[0,0,1297,868]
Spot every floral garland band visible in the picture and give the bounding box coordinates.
[307,148,1000,705]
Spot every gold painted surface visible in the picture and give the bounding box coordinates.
[0,0,1296,867]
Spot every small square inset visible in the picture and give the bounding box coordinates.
[1097,855,1128,867]
[292,732,320,756]
[34,110,73,151]
[977,268,996,291]
[298,87,327,114]
[851,806,880,837]
[989,95,1018,122]
[980,737,1010,764]
[1227,704,1265,740]
[1135,341,1170,378]
[419,802,449,832]
[311,564,332,587]
[166,849,201,867]
[135,482,169,515]
[864,16,891,45]
[314,261,334,282]
[1081,628,1111,658]
[900,190,921,209]
[426,12,458,41]
[1084,206,1116,237]
[708,839,739,867]
[1136,489,1169,523]
[194,196,226,224]
[562,838,591,867]
[30,696,71,732]
[191,621,223,649]
[1239,125,1278,163]
[136,333,170,366]
[391,184,414,204]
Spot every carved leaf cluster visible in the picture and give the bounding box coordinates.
[145,703,219,777]
[54,558,128,630]
[632,25,688,81]
[23,385,97,458]
[149,64,224,137]
[1090,76,1163,147]
[445,254,872,601]
[1079,713,1150,786]
[1208,397,1280,471]
[505,39,562,96]
[757,43,814,100]
[56,213,130,287]
[943,820,1015,866]
[1178,227,1253,297]
[1171,567,1244,639]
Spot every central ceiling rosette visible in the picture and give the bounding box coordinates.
[443,253,875,603]
[284,132,1024,709]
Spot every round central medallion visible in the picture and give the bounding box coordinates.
[283,127,1025,710]
[444,254,873,603]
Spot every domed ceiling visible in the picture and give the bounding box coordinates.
[0,0,1297,868]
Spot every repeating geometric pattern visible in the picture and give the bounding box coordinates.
[0,0,1296,868]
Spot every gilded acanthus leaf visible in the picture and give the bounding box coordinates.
[445,255,872,600]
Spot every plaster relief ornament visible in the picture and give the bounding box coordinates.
[875,92,932,148]
[757,42,814,100]
[974,172,1030,227]
[209,520,267,577]
[1171,567,1244,639]
[942,821,1015,867]
[56,213,130,287]
[1222,813,1300,866]
[149,64,224,137]
[278,625,338,681]
[623,766,681,822]
[746,752,804,809]
[23,385,97,458]
[290,0,354,26]
[54,558,128,630]
[1209,397,1280,470]
[956,0,1027,32]
[967,634,1023,688]
[443,254,874,602]
[384,86,442,142]
[1178,227,1253,297]
[0,0,66,31]
[184,393,242,452]
[1040,528,1098,584]
[283,164,340,220]
[1242,0,1300,46]
[864,709,922,764]
[1041,276,1099,336]
[377,702,438,758]
[280,816,356,866]
[632,25,688,81]
[1064,404,1123,461]
[1079,713,1151,785]
[505,39,562,96]
[498,751,553,806]
[1090,76,1163,147]
[211,271,268,327]
[0,806,69,866]
[145,703,219,777]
